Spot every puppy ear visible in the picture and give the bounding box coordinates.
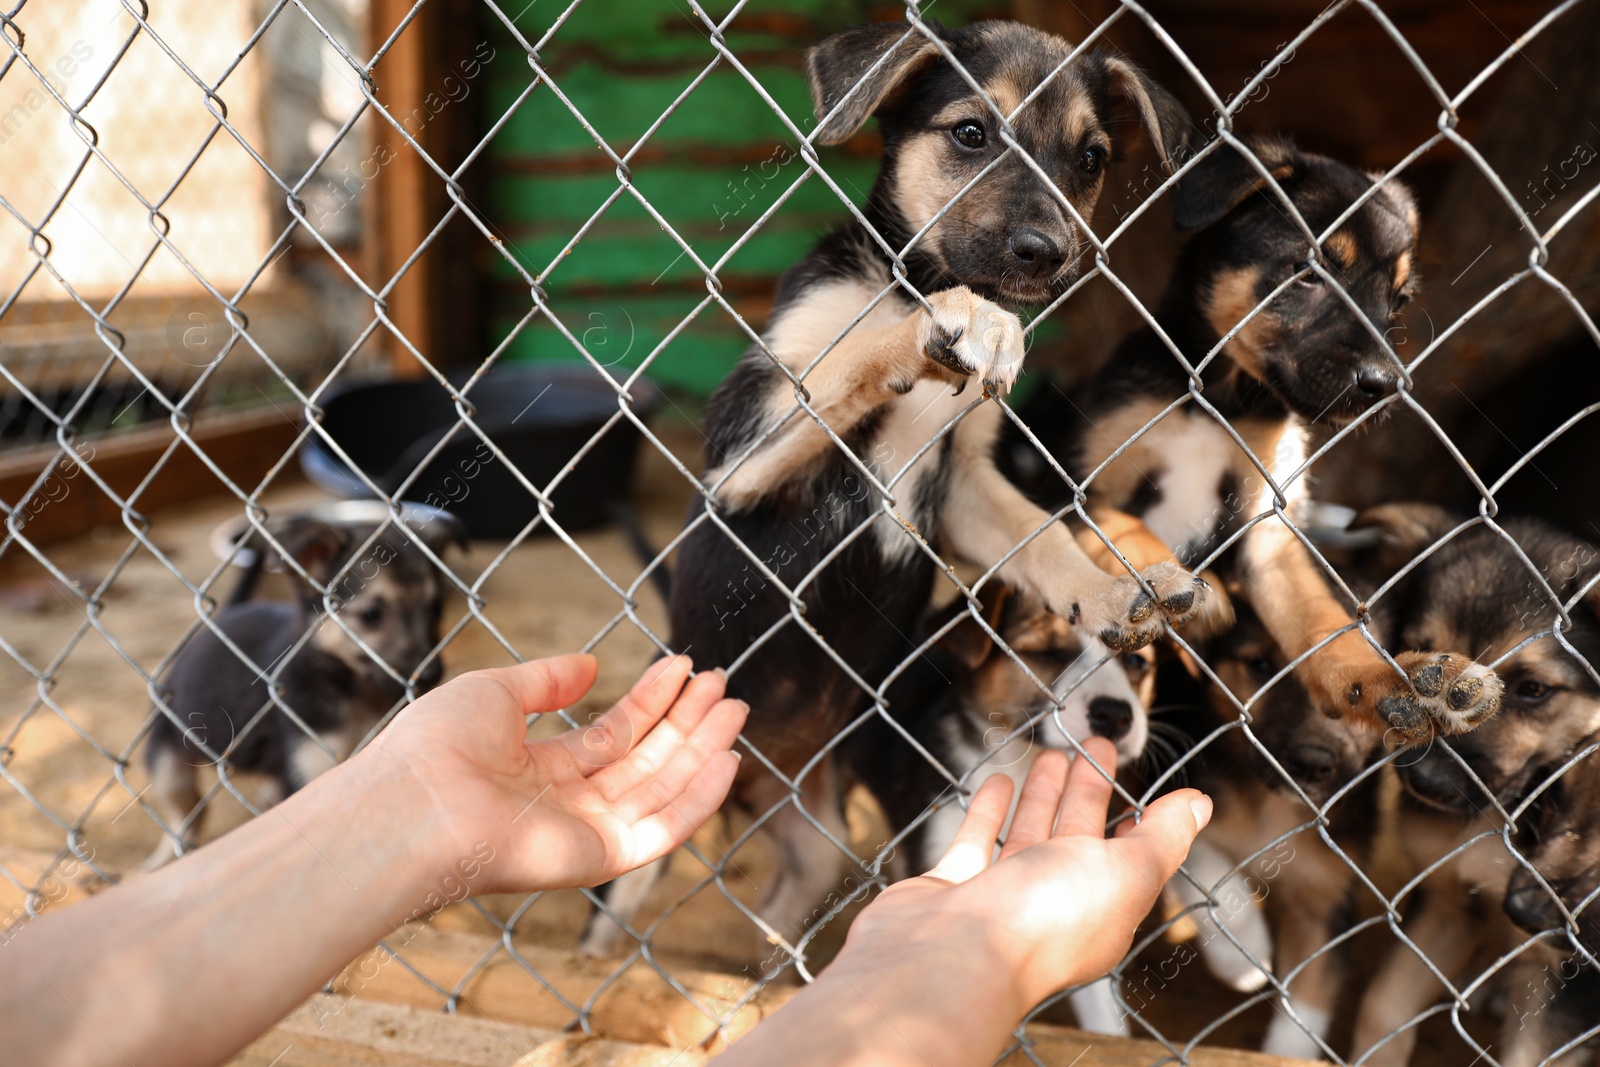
[268,517,351,585]
[1101,56,1192,174]
[806,22,941,145]
[931,585,1014,671]
[1172,136,1298,232]
[411,511,469,555]
[1368,172,1421,242]
[1347,502,1459,571]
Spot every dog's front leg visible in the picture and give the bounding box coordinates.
[943,414,1209,651]
[1241,518,1501,739]
[708,285,1026,512]
[1076,507,1234,635]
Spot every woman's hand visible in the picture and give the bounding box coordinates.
[834,737,1209,1012]
[369,654,747,894]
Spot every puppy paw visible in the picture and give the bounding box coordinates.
[918,287,1025,392]
[1073,565,1210,652]
[1178,569,1235,638]
[1365,652,1503,741]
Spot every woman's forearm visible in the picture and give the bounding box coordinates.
[0,750,452,1067]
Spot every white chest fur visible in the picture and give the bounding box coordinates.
[869,380,993,562]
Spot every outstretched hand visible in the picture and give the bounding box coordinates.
[370,654,747,894]
[836,738,1209,1011]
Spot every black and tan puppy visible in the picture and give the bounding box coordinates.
[578,20,1207,959]
[1500,747,1600,1067]
[847,584,1154,875]
[1346,509,1600,1066]
[677,18,1204,775]
[1154,598,1383,1059]
[138,516,459,870]
[845,583,1156,1034]
[1069,135,1502,743]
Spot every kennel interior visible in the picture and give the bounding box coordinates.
[3,0,1599,1064]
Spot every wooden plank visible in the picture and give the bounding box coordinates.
[230,996,551,1067]
[332,924,772,1050]
[333,924,1317,1066]
[228,996,709,1067]
[0,406,303,550]
[1005,1025,1317,1067]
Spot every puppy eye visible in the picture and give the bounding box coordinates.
[1295,266,1325,289]
[1515,679,1555,703]
[1078,145,1106,175]
[1246,656,1278,680]
[1120,652,1148,676]
[359,605,384,626]
[951,121,986,149]
[1395,289,1415,307]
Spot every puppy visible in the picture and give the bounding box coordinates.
[1070,135,1501,740]
[1156,599,1384,1059]
[138,515,459,870]
[582,18,1206,959]
[846,583,1155,1033]
[1501,747,1600,1067]
[1346,508,1600,1066]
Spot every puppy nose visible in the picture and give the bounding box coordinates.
[1504,881,1561,933]
[1087,696,1133,741]
[1007,227,1066,279]
[1285,743,1338,785]
[1400,752,1473,806]
[1355,364,1399,399]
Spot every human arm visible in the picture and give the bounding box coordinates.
[0,653,746,1067]
[713,738,1210,1067]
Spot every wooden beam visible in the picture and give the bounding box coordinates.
[367,0,486,378]
[229,996,712,1067]
[330,924,1315,1065]
[0,406,303,551]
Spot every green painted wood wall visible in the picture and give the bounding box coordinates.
[484,0,1000,398]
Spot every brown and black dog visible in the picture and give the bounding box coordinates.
[139,516,460,870]
[1156,596,1384,1059]
[1499,743,1600,1067]
[582,18,1203,959]
[1069,136,1502,741]
[1492,741,1600,1067]
[1345,508,1600,1066]
[843,583,1156,1031]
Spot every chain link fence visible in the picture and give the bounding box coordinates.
[3,1,1599,1064]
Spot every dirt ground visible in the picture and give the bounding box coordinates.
[0,418,1495,1063]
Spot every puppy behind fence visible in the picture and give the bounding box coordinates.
[3,2,1599,1065]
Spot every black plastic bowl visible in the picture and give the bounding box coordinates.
[300,365,662,539]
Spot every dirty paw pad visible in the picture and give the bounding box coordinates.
[1138,562,1209,625]
[1389,651,1503,737]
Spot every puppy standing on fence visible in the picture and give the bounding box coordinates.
[1345,510,1600,1067]
[1069,135,1502,739]
[139,515,462,871]
[580,18,1208,958]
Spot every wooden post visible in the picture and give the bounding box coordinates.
[367,0,485,378]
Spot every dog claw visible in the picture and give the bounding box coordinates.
[918,288,1025,392]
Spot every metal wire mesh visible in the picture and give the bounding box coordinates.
[3,1,1599,1064]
